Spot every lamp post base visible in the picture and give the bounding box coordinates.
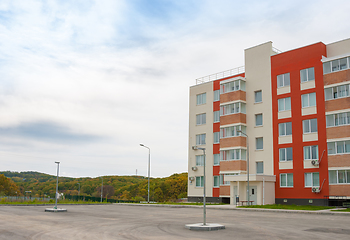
[45,208,67,212]
[185,223,225,231]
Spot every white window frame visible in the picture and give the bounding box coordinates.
[327,141,350,155]
[213,176,220,187]
[220,125,246,138]
[279,122,292,136]
[329,169,350,184]
[220,80,245,94]
[220,149,247,161]
[278,97,291,112]
[213,154,220,166]
[277,73,290,88]
[196,93,206,105]
[303,118,318,134]
[214,111,220,123]
[196,113,206,125]
[220,102,246,116]
[255,113,263,126]
[280,173,293,187]
[214,132,220,144]
[279,147,293,162]
[324,84,350,101]
[304,172,319,187]
[300,67,315,83]
[214,90,220,102]
[326,112,350,127]
[256,162,263,174]
[255,90,262,103]
[256,137,263,150]
[323,57,350,74]
[303,145,318,160]
[301,92,316,108]
[196,155,205,166]
[220,174,230,186]
[195,176,204,187]
[196,134,206,145]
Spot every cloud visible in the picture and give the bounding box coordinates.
[0,121,103,144]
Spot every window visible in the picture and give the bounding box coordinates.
[279,122,292,136]
[196,155,204,166]
[256,162,263,174]
[196,176,204,187]
[220,102,246,115]
[214,111,220,123]
[255,114,263,126]
[303,119,318,134]
[214,90,220,102]
[220,79,246,94]
[214,132,220,144]
[196,134,206,145]
[220,174,230,186]
[324,84,350,100]
[279,147,293,162]
[196,93,206,105]
[196,113,206,125]
[301,93,316,108]
[277,73,290,88]
[213,154,220,165]
[329,169,350,184]
[256,137,263,150]
[326,112,350,127]
[278,97,291,111]
[305,172,319,187]
[213,176,220,187]
[220,125,246,138]
[327,141,350,155]
[304,145,318,160]
[255,90,262,103]
[300,67,315,83]
[280,173,293,187]
[220,149,247,161]
[323,57,350,74]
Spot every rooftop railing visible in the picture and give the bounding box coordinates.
[196,66,245,85]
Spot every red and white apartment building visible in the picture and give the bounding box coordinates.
[188,38,350,206]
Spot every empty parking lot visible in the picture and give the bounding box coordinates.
[0,204,349,239]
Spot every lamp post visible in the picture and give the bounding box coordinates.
[54,161,60,210]
[140,144,150,203]
[237,130,250,205]
[100,177,103,203]
[192,146,206,225]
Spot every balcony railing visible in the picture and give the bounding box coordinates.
[196,66,245,85]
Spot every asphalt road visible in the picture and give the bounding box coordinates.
[0,204,349,240]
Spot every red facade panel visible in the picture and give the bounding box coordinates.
[271,42,329,199]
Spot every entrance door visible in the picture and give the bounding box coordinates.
[233,186,238,204]
[247,186,257,205]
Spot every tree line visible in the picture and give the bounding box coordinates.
[0,171,188,202]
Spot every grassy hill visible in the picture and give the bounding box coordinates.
[0,171,187,202]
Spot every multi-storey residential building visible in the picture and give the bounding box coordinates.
[188,38,350,206]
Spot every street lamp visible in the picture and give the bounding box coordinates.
[192,146,207,225]
[100,177,103,203]
[237,130,250,205]
[54,161,60,210]
[140,144,150,203]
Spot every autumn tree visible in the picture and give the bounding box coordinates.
[0,174,19,196]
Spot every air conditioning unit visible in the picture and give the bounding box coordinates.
[192,166,198,171]
[311,160,319,166]
[189,177,195,182]
[312,187,321,193]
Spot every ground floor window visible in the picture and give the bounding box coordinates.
[305,172,319,187]
[280,173,293,187]
[196,176,204,187]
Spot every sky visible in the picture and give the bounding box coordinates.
[1,0,350,178]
